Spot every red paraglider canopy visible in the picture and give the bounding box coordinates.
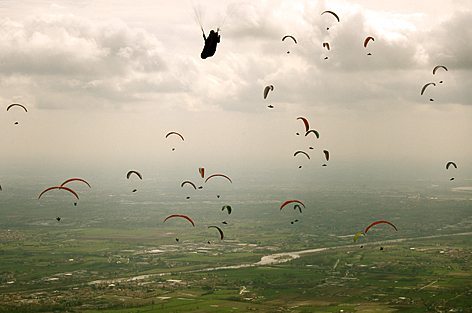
[364,220,398,233]
[280,200,305,210]
[164,214,195,227]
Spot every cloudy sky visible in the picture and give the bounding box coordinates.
[0,0,471,181]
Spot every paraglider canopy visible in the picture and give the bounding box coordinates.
[305,130,319,139]
[6,103,28,112]
[164,214,195,227]
[363,36,374,48]
[208,225,224,240]
[60,178,91,188]
[280,199,305,210]
[263,85,274,99]
[364,220,398,233]
[222,205,232,214]
[126,170,142,180]
[165,132,184,141]
[282,35,297,44]
[433,65,448,75]
[446,161,457,170]
[297,117,310,132]
[181,181,197,190]
[205,173,232,184]
[420,82,436,95]
[38,186,79,201]
[294,150,310,160]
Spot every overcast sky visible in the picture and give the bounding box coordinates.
[0,0,471,181]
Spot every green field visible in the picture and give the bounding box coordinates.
[1,181,471,312]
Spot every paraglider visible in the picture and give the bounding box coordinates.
[297,117,310,132]
[322,42,330,60]
[56,217,61,222]
[127,171,142,193]
[421,82,436,101]
[433,65,448,84]
[205,174,233,184]
[164,214,195,227]
[126,171,142,180]
[222,205,232,214]
[60,178,91,188]
[208,225,224,240]
[364,220,398,233]
[38,186,79,201]
[201,29,221,59]
[364,36,374,55]
[282,35,297,54]
[166,132,185,151]
[263,85,274,99]
[446,161,457,181]
[321,10,340,30]
[7,103,28,125]
[280,200,305,211]
[294,150,310,168]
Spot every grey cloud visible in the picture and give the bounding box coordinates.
[0,15,184,109]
